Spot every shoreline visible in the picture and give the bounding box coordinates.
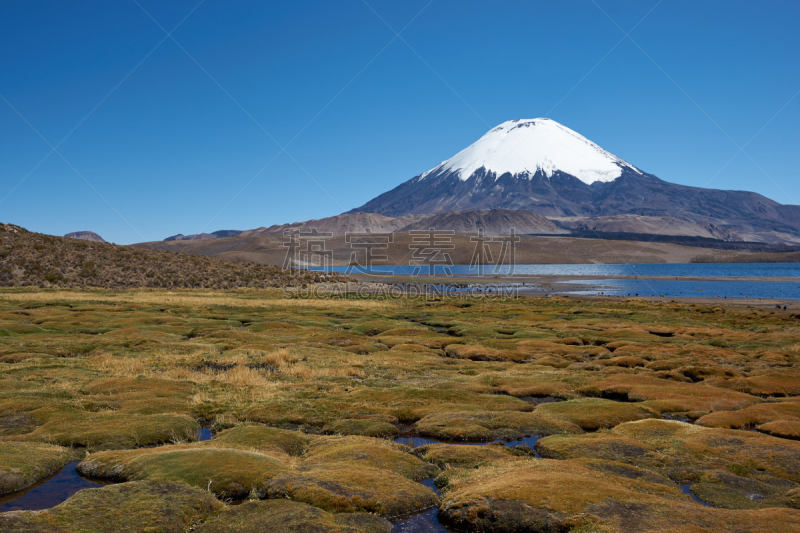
[349,272,800,284]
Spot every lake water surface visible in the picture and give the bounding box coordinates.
[320,263,800,278]
[317,263,800,300]
[556,278,800,300]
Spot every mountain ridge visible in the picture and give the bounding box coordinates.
[240,212,421,237]
[65,231,105,243]
[164,230,242,242]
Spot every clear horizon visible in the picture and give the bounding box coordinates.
[2,1,799,244]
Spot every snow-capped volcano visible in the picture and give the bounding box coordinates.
[348,119,800,244]
[421,118,640,185]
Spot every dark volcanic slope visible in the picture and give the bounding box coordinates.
[556,215,742,241]
[399,209,568,235]
[0,223,344,289]
[351,168,800,243]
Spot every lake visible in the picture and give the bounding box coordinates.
[312,263,800,300]
[555,278,800,300]
[317,263,800,278]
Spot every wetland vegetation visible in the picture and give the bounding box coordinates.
[0,287,799,531]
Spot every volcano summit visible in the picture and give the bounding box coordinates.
[420,118,640,185]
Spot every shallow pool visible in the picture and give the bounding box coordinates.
[0,462,107,512]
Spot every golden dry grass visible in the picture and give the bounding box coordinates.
[0,288,799,530]
[0,288,389,310]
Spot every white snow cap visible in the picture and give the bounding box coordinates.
[422,118,640,184]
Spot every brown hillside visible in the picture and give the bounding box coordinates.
[241,212,423,237]
[238,209,565,238]
[399,209,568,235]
[0,223,345,289]
[136,232,772,267]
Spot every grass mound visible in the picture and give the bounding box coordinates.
[303,435,437,480]
[0,479,222,532]
[78,445,292,499]
[438,459,800,532]
[0,442,74,494]
[193,499,392,532]
[413,442,530,469]
[695,400,800,431]
[707,373,800,397]
[322,418,399,438]
[15,410,199,450]
[210,425,310,455]
[77,426,439,511]
[757,419,800,439]
[578,374,759,415]
[414,410,580,441]
[266,464,438,516]
[536,419,800,510]
[535,397,658,431]
[444,344,525,362]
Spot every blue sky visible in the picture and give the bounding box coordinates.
[1,0,798,244]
